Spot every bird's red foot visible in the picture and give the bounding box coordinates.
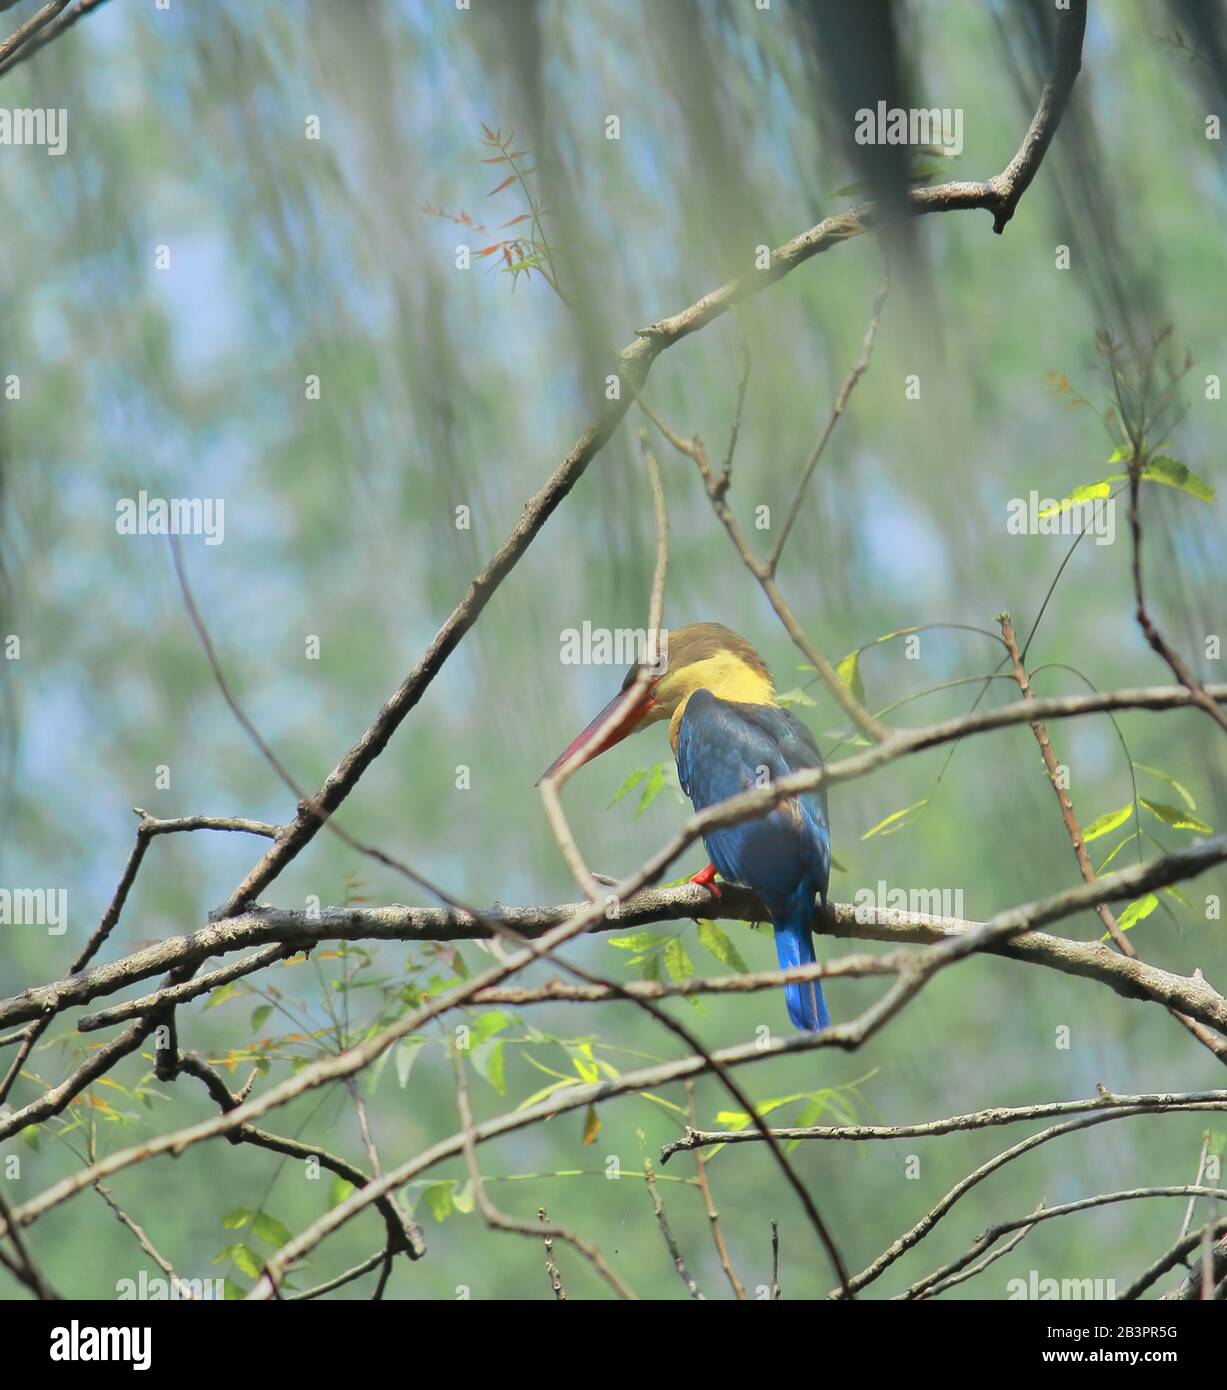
[689,863,721,899]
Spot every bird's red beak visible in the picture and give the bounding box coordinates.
[536,682,658,785]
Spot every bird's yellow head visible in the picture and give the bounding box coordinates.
[538,622,776,782]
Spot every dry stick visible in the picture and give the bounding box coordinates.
[288,1250,387,1302]
[1127,450,1227,737]
[538,1209,566,1300]
[537,435,669,897]
[177,1053,426,1261]
[94,1184,192,1296]
[1000,614,1129,950]
[906,1207,1043,1301]
[0,0,67,65]
[344,1086,397,1301]
[1178,1134,1211,1240]
[536,439,853,1296]
[662,1087,1227,1161]
[687,1081,744,1301]
[767,281,889,572]
[910,1189,1227,1302]
[1159,1228,1227,1301]
[831,1108,1227,1300]
[0,1188,57,1300]
[717,327,752,494]
[2,0,1087,1154]
[0,808,279,1116]
[643,1153,705,1299]
[1128,1217,1227,1301]
[770,1221,780,1300]
[999,614,1227,1062]
[75,943,298,1030]
[0,0,108,76]
[449,1051,633,1300]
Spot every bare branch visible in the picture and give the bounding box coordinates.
[663,1087,1227,1161]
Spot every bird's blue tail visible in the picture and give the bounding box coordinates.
[772,892,829,1031]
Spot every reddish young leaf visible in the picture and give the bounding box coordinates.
[500,213,532,227]
[486,174,516,196]
[480,155,508,164]
[476,244,501,257]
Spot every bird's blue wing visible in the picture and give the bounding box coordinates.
[676,690,830,909]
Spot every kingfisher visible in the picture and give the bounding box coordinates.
[539,622,831,1030]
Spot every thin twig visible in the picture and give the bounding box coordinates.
[768,280,888,572]
[538,1208,567,1300]
[688,1081,745,1301]
[643,1151,705,1299]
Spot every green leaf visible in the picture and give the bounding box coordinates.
[423,1182,455,1222]
[468,1011,513,1046]
[1036,481,1115,519]
[861,800,927,841]
[776,686,818,709]
[697,920,749,973]
[472,1038,507,1095]
[1139,797,1212,834]
[608,767,646,808]
[328,1178,355,1210]
[395,1037,427,1088]
[662,936,694,980]
[1133,762,1196,811]
[514,1076,581,1111]
[637,762,667,815]
[571,1043,600,1084]
[836,650,866,706]
[250,1212,292,1249]
[1082,803,1134,844]
[231,1245,261,1279]
[249,1004,272,1033]
[1095,835,1133,874]
[1140,455,1214,502]
[1116,893,1159,934]
[452,1180,476,1215]
[222,1208,252,1231]
[607,931,668,952]
[205,982,238,1010]
[1163,883,1194,912]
